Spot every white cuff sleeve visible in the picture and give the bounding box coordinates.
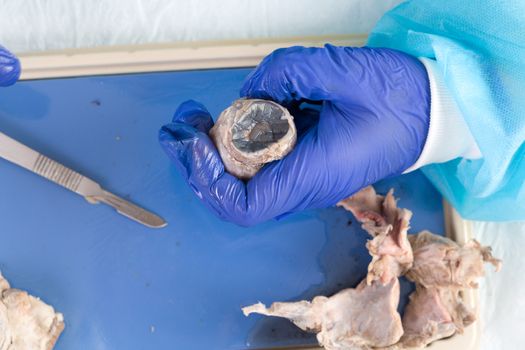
[404,57,482,173]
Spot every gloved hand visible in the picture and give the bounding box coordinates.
[159,45,430,226]
[0,45,21,87]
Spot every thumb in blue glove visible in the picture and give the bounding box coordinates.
[0,45,20,87]
[159,45,430,226]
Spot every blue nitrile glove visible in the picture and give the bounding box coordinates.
[159,45,430,226]
[0,45,20,87]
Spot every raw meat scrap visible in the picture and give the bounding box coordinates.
[399,230,501,348]
[242,186,501,350]
[338,187,413,285]
[407,231,502,288]
[243,279,403,350]
[243,186,411,349]
[0,272,64,350]
[400,286,474,347]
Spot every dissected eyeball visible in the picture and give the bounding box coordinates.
[210,99,297,180]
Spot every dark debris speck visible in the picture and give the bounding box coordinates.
[91,99,101,106]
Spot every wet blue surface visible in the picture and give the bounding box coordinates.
[0,69,444,350]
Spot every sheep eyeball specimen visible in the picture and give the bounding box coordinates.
[210,99,296,179]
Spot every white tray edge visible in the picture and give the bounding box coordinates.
[17,34,367,80]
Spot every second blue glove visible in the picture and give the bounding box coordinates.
[0,45,20,87]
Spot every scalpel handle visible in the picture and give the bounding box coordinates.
[0,131,42,173]
[0,132,167,228]
[0,131,99,195]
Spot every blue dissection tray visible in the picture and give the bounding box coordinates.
[0,68,444,350]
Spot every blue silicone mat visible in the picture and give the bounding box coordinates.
[0,68,444,350]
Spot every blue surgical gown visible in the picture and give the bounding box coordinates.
[368,0,525,221]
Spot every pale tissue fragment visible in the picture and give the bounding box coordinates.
[0,272,64,350]
[399,230,501,348]
[399,285,474,348]
[338,187,413,285]
[210,99,296,180]
[242,186,501,350]
[406,231,501,289]
[243,186,410,350]
[243,279,402,350]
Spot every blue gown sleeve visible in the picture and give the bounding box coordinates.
[367,0,525,221]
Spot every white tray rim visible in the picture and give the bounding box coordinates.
[17,34,366,80]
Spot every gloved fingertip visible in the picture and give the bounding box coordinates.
[174,99,208,117]
[239,69,258,98]
[240,87,271,101]
[240,76,292,107]
[159,122,223,173]
[0,46,21,87]
[159,121,225,187]
[172,100,214,133]
[159,122,199,145]
[239,56,281,101]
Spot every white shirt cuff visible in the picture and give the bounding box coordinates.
[404,57,482,173]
